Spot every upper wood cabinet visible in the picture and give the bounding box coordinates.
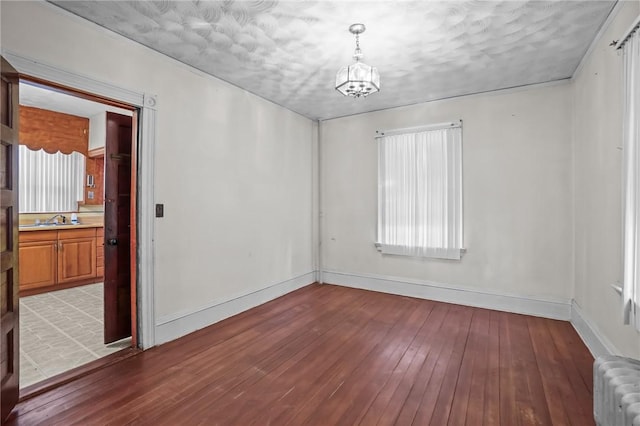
[19,106,89,155]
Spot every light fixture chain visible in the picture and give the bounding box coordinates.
[353,32,362,61]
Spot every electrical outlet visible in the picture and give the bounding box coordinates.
[155,204,164,218]
[88,191,94,200]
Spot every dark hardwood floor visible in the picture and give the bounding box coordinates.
[5,283,594,425]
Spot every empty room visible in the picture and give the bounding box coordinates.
[1,0,640,425]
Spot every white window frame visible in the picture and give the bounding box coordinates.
[375,120,464,260]
[620,20,640,331]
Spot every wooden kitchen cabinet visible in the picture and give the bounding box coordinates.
[18,227,102,295]
[57,229,97,284]
[18,231,57,291]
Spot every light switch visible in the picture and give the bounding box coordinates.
[155,204,164,218]
[88,191,94,200]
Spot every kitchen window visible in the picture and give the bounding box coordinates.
[19,145,86,213]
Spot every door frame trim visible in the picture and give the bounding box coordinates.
[2,50,156,349]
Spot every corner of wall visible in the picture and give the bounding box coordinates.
[569,0,640,359]
[569,76,577,305]
[312,120,321,280]
[571,1,623,81]
[571,299,619,357]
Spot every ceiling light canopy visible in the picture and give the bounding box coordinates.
[335,23,380,98]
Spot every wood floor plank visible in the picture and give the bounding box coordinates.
[392,304,471,425]
[359,302,450,426]
[413,304,474,425]
[6,284,595,426]
[482,310,501,426]
[348,299,439,425]
[452,308,491,426]
[268,292,415,426]
[506,313,553,426]
[312,297,433,425]
[526,316,574,426]
[528,317,594,426]
[207,290,402,425]
[549,320,594,394]
[498,310,521,426]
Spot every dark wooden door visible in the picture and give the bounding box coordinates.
[104,112,133,344]
[0,57,20,423]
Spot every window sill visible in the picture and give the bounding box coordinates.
[375,243,466,260]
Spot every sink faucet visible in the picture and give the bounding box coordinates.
[44,214,66,225]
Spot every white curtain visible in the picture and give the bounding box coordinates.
[377,125,463,259]
[19,145,86,213]
[623,27,640,330]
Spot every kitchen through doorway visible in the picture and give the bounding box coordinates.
[17,80,137,390]
[20,284,130,387]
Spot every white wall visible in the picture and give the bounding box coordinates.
[1,1,315,343]
[88,111,106,150]
[572,0,640,357]
[320,83,574,310]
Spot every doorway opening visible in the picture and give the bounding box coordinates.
[17,79,138,391]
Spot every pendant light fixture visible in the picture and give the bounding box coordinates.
[335,23,380,98]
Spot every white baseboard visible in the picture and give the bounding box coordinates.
[155,272,316,345]
[570,299,619,358]
[322,270,571,320]
[152,269,617,358]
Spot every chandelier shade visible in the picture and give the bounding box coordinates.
[335,62,380,97]
[335,23,380,98]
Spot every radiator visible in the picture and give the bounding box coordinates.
[595,355,640,425]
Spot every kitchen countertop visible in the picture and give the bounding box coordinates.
[19,223,103,232]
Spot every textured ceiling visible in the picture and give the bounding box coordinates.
[50,1,616,120]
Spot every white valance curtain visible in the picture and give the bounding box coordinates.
[19,145,86,213]
[376,124,463,260]
[622,24,640,330]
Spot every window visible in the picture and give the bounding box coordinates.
[19,145,86,213]
[621,22,640,330]
[376,121,463,260]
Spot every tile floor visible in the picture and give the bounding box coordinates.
[19,283,131,388]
